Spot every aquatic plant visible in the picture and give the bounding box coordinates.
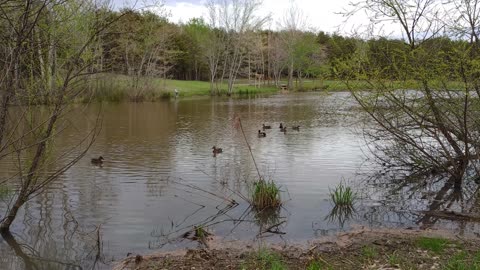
[329,181,356,207]
[194,225,209,240]
[251,180,282,210]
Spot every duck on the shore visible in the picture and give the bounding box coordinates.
[91,156,104,165]
[212,146,223,154]
[262,124,272,129]
[258,130,266,137]
[292,125,300,131]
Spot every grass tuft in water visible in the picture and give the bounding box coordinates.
[329,181,356,207]
[251,180,282,210]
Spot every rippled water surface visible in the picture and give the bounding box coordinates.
[1,92,475,269]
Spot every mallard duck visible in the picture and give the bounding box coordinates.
[91,156,104,165]
[212,146,223,154]
[279,123,283,129]
[292,125,300,131]
[258,130,266,137]
[262,124,271,129]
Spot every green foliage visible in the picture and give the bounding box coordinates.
[361,245,378,260]
[416,237,449,253]
[251,180,282,210]
[445,251,480,270]
[194,225,208,240]
[329,181,356,207]
[255,249,286,270]
[387,252,401,267]
[306,260,332,270]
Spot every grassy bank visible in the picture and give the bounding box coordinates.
[114,229,480,270]
[79,74,363,103]
[80,74,469,103]
[82,74,280,102]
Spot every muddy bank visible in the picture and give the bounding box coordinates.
[114,228,480,270]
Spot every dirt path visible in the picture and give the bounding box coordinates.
[114,228,480,270]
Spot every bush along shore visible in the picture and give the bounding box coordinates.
[114,228,480,270]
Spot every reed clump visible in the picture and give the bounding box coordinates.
[251,179,282,210]
[330,181,356,207]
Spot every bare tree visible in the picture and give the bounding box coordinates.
[207,0,269,95]
[268,33,287,87]
[0,0,115,232]
[346,0,444,49]
[344,0,480,192]
[279,0,307,90]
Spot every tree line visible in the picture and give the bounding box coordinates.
[97,8,478,94]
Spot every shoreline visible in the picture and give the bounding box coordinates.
[113,227,480,269]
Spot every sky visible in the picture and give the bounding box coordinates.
[112,0,398,35]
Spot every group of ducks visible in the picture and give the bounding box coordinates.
[212,122,300,155]
[93,122,302,162]
[257,123,300,137]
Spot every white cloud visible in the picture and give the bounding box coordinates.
[165,1,209,24]
[161,0,402,36]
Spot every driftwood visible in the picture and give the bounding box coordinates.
[419,210,480,222]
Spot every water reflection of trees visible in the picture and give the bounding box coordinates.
[359,169,480,234]
[1,225,104,270]
[147,178,288,249]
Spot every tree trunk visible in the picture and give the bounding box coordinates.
[0,193,27,232]
[288,60,294,90]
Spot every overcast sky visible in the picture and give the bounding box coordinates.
[112,0,397,35]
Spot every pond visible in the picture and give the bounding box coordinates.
[0,92,478,269]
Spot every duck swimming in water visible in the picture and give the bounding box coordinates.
[91,156,104,165]
[258,130,266,137]
[212,146,223,154]
[262,124,271,129]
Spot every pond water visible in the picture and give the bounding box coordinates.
[0,92,478,269]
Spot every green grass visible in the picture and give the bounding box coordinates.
[250,180,282,210]
[387,252,401,267]
[361,245,378,260]
[82,74,283,102]
[416,237,449,253]
[329,181,356,207]
[445,251,480,270]
[306,259,332,270]
[252,249,286,270]
[82,74,473,103]
[194,225,208,240]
